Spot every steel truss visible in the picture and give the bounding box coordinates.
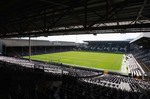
[0,0,150,38]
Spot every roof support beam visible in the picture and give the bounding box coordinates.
[135,0,147,23]
[84,0,87,28]
[47,9,71,31]
[46,0,86,31]
[2,23,150,38]
[39,0,69,8]
[43,8,47,32]
[88,0,128,28]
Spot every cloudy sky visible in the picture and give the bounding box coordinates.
[23,33,141,43]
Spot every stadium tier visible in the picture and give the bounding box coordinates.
[0,56,150,99]
[83,40,130,53]
[129,34,150,79]
[0,39,77,56]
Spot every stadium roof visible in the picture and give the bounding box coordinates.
[0,0,150,38]
[1,39,52,47]
[52,41,77,46]
[0,39,77,47]
[84,40,130,42]
[130,33,150,43]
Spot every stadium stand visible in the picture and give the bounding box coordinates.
[0,39,77,57]
[126,54,144,78]
[129,33,150,79]
[82,41,130,53]
[0,56,150,99]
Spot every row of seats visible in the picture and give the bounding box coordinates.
[0,56,101,78]
[81,45,127,52]
[132,49,150,70]
[126,54,143,77]
[81,74,150,92]
[60,76,150,99]
[0,55,150,99]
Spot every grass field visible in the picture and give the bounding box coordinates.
[24,51,123,71]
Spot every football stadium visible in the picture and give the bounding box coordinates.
[0,0,150,99]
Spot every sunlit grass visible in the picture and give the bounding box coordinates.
[24,51,123,71]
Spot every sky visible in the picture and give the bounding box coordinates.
[22,33,141,43]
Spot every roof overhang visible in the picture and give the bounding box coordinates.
[130,33,150,43]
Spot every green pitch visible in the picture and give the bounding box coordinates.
[24,51,123,71]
